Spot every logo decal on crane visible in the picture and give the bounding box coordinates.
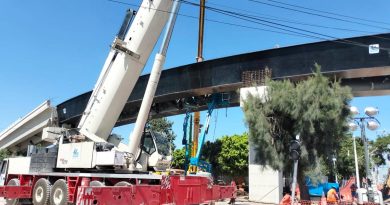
[72,148,80,159]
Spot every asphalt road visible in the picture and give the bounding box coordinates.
[0,197,265,204]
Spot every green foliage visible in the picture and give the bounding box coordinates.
[172,133,248,179]
[243,65,352,171]
[217,133,249,178]
[243,64,352,199]
[305,157,330,186]
[201,133,248,178]
[372,134,390,165]
[148,117,177,150]
[0,149,11,161]
[201,140,222,176]
[336,135,366,178]
[171,148,186,169]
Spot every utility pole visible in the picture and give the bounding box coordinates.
[196,0,205,63]
[191,0,206,172]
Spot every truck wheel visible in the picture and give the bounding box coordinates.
[5,178,19,205]
[33,178,51,205]
[50,179,68,205]
[114,181,132,186]
[90,180,104,186]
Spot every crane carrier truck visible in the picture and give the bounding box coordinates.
[0,0,236,204]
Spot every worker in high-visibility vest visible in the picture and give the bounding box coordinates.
[279,190,291,205]
[327,186,339,204]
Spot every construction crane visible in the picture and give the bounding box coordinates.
[0,1,236,204]
[181,93,229,174]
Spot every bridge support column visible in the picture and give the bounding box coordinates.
[248,141,283,204]
[240,86,282,203]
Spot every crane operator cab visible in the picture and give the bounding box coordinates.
[137,130,172,172]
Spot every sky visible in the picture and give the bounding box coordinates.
[0,0,390,150]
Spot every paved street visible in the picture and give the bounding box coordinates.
[0,197,266,205]
[215,197,267,205]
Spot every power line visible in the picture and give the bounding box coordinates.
[108,0,390,51]
[248,0,390,31]
[266,0,390,27]
[182,0,385,50]
[202,0,384,35]
[106,0,343,40]
[187,0,390,41]
[181,0,390,51]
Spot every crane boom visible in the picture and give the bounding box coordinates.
[78,0,173,142]
[128,0,181,164]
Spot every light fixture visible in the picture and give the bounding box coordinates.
[366,120,380,131]
[350,106,359,115]
[364,107,379,117]
[348,122,358,131]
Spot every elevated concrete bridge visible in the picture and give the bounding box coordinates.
[0,101,56,152]
[57,33,390,128]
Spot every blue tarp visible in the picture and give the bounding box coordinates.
[306,178,339,197]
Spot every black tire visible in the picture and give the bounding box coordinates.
[33,178,51,205]
[50,179,68,205]
[114,181,132,186]
[6,178,19,205]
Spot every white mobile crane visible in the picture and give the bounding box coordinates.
[0,1,236,204]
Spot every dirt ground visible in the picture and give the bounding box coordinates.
[215,196,269,205]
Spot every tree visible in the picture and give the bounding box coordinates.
[200,133,248,181]
[336,135,366,179]
[201,140,223,177]
[243,65,352,199]
[217,134,248,180]
[305,157,330,186]
[372,134,390,166]
[148,117,177,150]
[0,149,10,161]
[171,148,186,169]
[171,133,248,181]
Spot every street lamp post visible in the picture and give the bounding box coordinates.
[348,106,380,187]
[353,136,361,188]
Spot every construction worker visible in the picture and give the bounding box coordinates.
[350,183,358,201]
[279,190,291,205]
[327,185,339,204]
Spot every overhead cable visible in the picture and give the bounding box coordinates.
[266,0,390,27]
[181,0,390,51]
[108,0,390,51]
[201,0,385,35]
[248,0,390,31]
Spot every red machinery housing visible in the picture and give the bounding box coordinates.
[0,174,236,204]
